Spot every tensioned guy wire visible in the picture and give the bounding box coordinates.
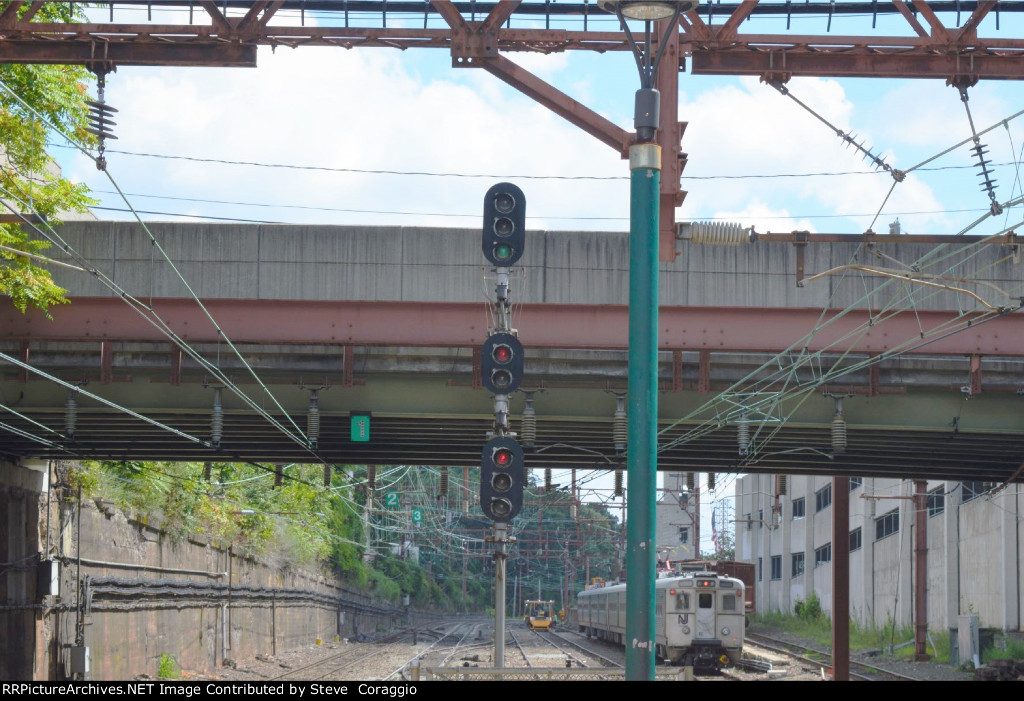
[0,78,319,459]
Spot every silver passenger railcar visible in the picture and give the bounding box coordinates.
[577,571,745,670]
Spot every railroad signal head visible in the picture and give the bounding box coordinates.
[482,332,524,394]
[480,436,524,522]
[482,182,526,267]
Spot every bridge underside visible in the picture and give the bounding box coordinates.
[2,307,1022,483]
[2,409,1021,484]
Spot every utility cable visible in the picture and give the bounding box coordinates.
[0,78,320,461]
[0,187,317,456]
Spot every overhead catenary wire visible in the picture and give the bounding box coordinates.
[0,78,322,462]
[0,189,317,456]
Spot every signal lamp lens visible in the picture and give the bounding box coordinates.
[493,448,514,467]
[494,217,514,237]
[492,344,513,364]
[491,498,512,518]
[491,369,512,389]
[493,243,513,261]
[494,192,515,214]
[492,473,512,492]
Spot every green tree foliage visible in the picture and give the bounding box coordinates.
[74,460,625,614]
[1,3,96,315]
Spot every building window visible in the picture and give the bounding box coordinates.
[770,555,782,580]
[792,552,805,577]
[927,488,945,517]
[678,526,689,544]
[758,557,763,582]
[745,513,752,531]
[815,543,832,567]
[849,527,862,552]
[850,477,863,491]
[875,509,899,540]
[758,508,763,529]
[792,497,805,520]
[815,484,832,512]
[962,481,994,503]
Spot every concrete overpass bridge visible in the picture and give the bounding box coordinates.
[1,220,1022,483]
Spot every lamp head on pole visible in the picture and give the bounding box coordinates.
[600,0,694,141]
[598,0,697,21]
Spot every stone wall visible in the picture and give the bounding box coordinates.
[2,461,404,681]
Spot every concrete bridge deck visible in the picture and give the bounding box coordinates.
[0,222,1021,482]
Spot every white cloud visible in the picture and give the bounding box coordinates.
[60,45,631,231]
[676,76,948,234]
[55,35,1015,240]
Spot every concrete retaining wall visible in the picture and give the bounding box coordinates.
[1,460,403,681]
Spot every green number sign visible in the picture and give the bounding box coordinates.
[412,508,423,524]
[384,491,399,509]
[351,415,370,442]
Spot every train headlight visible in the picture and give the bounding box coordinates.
[681,626,690,634]
[721,627,730,636]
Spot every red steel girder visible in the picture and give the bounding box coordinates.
[3,297,1022,356]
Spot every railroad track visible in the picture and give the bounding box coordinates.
[269,629,412,681]
[383,620,490,680]
[745,632,918,681]
[544,629,623,669]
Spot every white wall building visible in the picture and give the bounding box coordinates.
[656,471,699,565]
[737,474,1023,632]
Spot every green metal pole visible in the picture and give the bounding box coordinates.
[625,141,660,681]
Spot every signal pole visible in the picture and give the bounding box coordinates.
[600,0,694,679]
[479,183,527,670]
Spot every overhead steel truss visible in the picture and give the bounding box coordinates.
[1,1,1021,259]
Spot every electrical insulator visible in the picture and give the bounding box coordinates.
[544,468,552,493]
[614,469,624,498]
[367,465,377,491]
[612,394,627,455]
[210,386,223,450]
[831,395,848,454]
[462,498,470,516]
[680,221,752,246]
[570,502,578,521]
[323,464,332,487]
[776,474,788,497]
[203,462,212,481]
[64,388,78,439]
[439,467,449,497]
[737,413,750,456]
[307,389,321,450]
[686,472,696,492]
[521,395,537,451]
[832,413,848,454]
[707,472,716,492]
[85,71,117,171]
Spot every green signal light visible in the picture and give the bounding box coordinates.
[494,243,513,261]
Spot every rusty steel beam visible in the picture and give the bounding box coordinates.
[690,48,1024,81]
[0,40,258,67]
[913,479,930,662]
[832,475,851,681]
[479,54,631,155]
[3,297,1022,356]
[657,18,686,261]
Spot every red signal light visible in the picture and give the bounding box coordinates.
[494,448,514,467]
[493,344,513,363]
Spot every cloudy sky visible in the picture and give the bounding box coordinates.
[47,4,1024,242]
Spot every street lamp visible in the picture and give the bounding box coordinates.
[599,0,696,682]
